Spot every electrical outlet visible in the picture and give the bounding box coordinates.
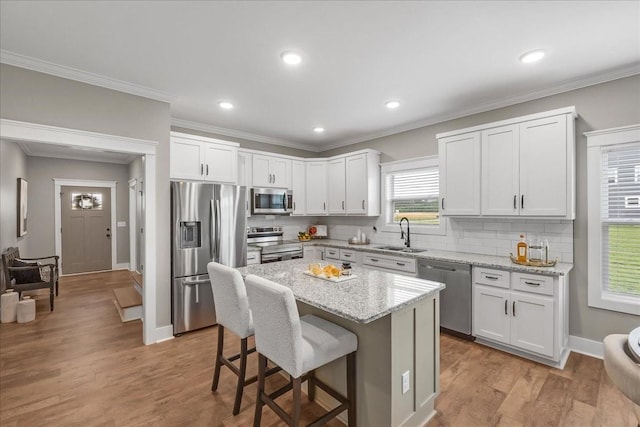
[402,370,410,394]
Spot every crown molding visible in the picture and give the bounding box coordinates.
[0,50,174,103]
[320,63,640,151]
[170,118,321,153]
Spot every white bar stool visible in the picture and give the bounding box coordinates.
[603,333,640,424]
[207,262,279,415]
[245,274,358,427]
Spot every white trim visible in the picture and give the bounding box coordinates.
[569,335,603,359]
[380,156,446,236]
[171,118,320,153]
[586,124,640,316]
[128,178,137,273]
[54,179,117,274]
[0,119,160,345]
[115,263,130,270]
[0,50,174,103]
[152,325,175,343]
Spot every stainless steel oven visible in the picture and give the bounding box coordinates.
[247,226,303,264]
[251,188,293,215]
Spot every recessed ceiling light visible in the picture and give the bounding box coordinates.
[313,127,325,133]
[281,51,302,65]
[519,49,545,64]
[385,100,400,109]
[218,101,234,110]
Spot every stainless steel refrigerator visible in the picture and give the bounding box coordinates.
[171,181,247,335]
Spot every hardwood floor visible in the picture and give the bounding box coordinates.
[0,271,635,426]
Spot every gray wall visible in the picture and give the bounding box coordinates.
[171,126,317,158]
[24,156,131,264]
[0,139,28,293]
[0,64,172,329]
[321,74,640,342]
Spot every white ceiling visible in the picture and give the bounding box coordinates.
[1,1,639,154]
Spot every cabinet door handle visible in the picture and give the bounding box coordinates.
[362,200,365,209]
[206,164,209,176]
[441,197,445,210]
[344,253,352,258]
[512,301,516,317]
[201,164,204,175]
[246,200,249,211]
[524,281,541,287]
[485,275,499,280]
[513,195,517,210]
[342,201,345,210]
[323,202,326,211]
[293,201,296,210]
[370,258,379,262]
[396,262,405,266]
[521,195,524,209]
[504,299,508,315]
[273,174,276,183]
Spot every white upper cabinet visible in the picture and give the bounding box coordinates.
[328,158,346,214]
[252,154,291,189]
[481,125,520,215]
[237,151,252,216]
[345,152,380,215]
[438,107,576,219]
[305,161,328,215]
[291,160,306,215]
[170,132,238,183]
[439,132,481,215]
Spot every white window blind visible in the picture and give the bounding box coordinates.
[388,167,439,225]
[600,143,640,297]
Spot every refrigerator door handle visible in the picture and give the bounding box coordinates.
[210,200,215,260]
[215,199,222,260]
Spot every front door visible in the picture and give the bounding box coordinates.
[61,186,112,274]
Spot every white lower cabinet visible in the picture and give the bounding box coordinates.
[303,246,324,261]
[473,267,567,365]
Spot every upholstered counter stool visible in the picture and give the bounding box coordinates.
[603,334,640,425]
[245,274,358,427]
[207,262,279,415]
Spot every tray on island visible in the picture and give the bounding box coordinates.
[509,254,557,267]
[303,271,358,283]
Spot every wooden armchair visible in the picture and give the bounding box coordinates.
[1,247,59,311]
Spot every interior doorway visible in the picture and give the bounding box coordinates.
[61,185,112,274]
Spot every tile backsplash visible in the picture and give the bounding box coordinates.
[247,215,574,263]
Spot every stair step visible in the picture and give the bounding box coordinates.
[113,287,142,309]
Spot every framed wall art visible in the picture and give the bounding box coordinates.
[17,178,28,237]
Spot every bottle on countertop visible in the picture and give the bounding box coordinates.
[517,234,528,262]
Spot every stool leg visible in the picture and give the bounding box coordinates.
[347,352,356,427]
[307,369,316,401]
[232,337,248,415]
[291,376,302,427]
[254,353,267,427]
[212,325,225,391]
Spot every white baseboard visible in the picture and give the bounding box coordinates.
[154,325,175,343]
[115,263,130,270]
[569,335,603,359]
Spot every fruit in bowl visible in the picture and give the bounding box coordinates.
[298,231,311,241]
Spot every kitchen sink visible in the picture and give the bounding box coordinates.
[374,245,427,253]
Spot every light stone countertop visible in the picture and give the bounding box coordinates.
[236,259,445,324]
[303,239,574,276]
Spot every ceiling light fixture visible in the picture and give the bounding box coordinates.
[218,101,234,110]
[385,100,400,109]
[313,127,325,133]
[519,49,545,64]
[281,51,302,65]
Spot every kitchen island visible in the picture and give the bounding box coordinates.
[236,259,445,427]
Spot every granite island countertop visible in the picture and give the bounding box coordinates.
[303,239,574,276]
[236,258,445,324]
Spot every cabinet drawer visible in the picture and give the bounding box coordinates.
[474,267,510,289]
[247,251,261,265]
[340,249,357,262]
[325,248,340,260]
[363,254,416,274]
[512,273,554,296]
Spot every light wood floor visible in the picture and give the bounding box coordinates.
[0,271,635,426]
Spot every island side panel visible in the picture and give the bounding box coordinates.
[297,301,393,427]
[392,294,439,427]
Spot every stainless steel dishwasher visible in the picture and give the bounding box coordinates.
[417,258,473,339]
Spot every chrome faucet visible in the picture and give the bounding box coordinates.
[399,217,410,248]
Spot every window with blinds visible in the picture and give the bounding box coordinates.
[388,167,439,224]
[601,143,640,296]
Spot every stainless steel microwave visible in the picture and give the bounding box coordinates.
[251,188,293,215]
